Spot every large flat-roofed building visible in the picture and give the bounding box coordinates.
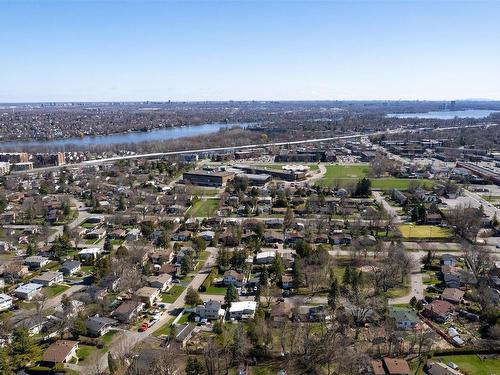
[183,170,235,187]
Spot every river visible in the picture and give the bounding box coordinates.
[0,122,248,151]
[387,109,498,120]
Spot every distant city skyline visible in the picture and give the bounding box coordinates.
[1,0,499,102]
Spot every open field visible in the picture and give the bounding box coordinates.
[317,164,434,190]
[190,198,220,217]
[160,285,185,303]
[399,225,452,239]
[433,354,500,375]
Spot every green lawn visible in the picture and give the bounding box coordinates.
[190,198,220,217]
[81,265,94,274]
[192,188,219,197]
[76,345,98,362]
[203,286,228,295]
[43,284,70,298]
[177,311,191,325]
[101,329,119,345]
[160,285,186,303]
[153,316,175,337]
[434,354,500,375]
[318,164,433,190]
[110,239,124,246]
[399,225,452,239]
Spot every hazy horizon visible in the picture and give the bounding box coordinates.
[1,0,499,102]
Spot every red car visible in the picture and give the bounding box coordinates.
[138,323,148,332]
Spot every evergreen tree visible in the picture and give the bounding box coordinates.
[11,328,42,369]
[185,357,204,375]
[327,277,340,310]
[224,284,239,307]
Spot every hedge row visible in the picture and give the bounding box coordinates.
[199,266,218,292]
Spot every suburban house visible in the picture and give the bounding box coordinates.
[135,286,160,306]
[388,307,418,330]
[78,247,102,262]
[14,283,43,300]
[0,293,13,311]
[126,228,141,241]
[85,316,117,337]
[255,250,276,264]
[426,361,462,375]
[228,301,257,320]
[171,230,192,242]
[24,255,50,269]
[195,300,225,321]
[42,340,79,364]
[147,274,172,291]
[199,230,215,242]
[423,300,455,323]
[112,300,144,323]
[372,357,411,375]
[85,228,107,240]
[441,288,465,304]
[440,254,457,267]
[223,270,244,287]
[281,275,294,290]
[60,260,81,276]
[31,271,64,287]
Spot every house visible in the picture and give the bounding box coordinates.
[112,300,144,323]
[135,286,160,306]
[372,358,411,375]
[255,250,276,264]
[281,275,294,290]
[86,216,104,224]
[109,228,127,240]
[199,230,215,242]
[147,274,172,291]
[441,288,465,304]
[269,301,292,327]
[60,260,81,276]
[42,340,79,364]
[14,283,43,300]
[441,266,461,288]
[388,307,417,330]
[78,247,102,261]
[228,301,257,320]
[426,362,462,375]
[0,293,13,311]
[24,255,50,269]
[423,300,455,323]
[175,323,196,347]
[159,263,179,276]
[31,271,64,286]
[195,300,225,320]
[85,316,117,337]
[263,231,284,244]
[171,230,192,242]
[126,228,141,241]
[441,254,457,267]
[223,270,244,287]
[86,228,107,240]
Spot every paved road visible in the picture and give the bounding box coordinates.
[372,191,403,224]
[68,246,218,374]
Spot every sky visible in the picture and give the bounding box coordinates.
[0,0,499,102]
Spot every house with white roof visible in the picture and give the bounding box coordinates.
[228,301,257,320]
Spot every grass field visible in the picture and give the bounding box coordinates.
[399,224,452,239]
[76,345,99,362]
[433,354,500,375]
[43,284,70,298]
[190,198,220,217]
[160,285,185,303]
[101,330,119,345]
[317,164,433,190]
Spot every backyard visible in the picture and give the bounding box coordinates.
[432,354,500,375]
[189,198,220,217]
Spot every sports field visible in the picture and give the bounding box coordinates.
[318,164,433,190]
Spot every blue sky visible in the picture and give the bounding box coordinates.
[0,0,499,102]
